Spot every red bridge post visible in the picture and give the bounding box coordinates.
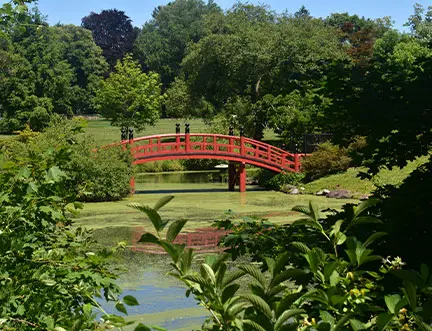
[294,153,300,172]
[239,162,246,192]
[228,126,235,191]
[129,128,135,194]
[185,123,190,153]
[175,123,180,151]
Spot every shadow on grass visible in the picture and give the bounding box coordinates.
[135,187,266,194]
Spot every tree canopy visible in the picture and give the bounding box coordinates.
[82,9,137,68]
[95,54,164,131]
[134,0,221,88]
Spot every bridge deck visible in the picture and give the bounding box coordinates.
[124,133,302,173]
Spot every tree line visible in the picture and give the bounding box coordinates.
[1,1,429,140]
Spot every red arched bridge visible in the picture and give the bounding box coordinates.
[120,125,306,192]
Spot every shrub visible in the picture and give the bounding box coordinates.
[28,106,52,131]
[258,169,305,191]
[347,136,367,166]
[70,144,133,202]
[135,160,185,173]
[301,142,351,181]
[136,197,432,331]
[1,119,133,202]
[181,158,220,170]
[0,129,139,330]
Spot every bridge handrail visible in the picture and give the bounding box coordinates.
[129,133,296,156]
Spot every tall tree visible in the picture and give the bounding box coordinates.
[82,9,137,68]
[181,4,346,139]
[134,0,221,88]
[95,54,164,132]
[406,3,432,47]
[325,13,391,65]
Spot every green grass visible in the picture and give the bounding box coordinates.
[84,118,209,146]
[303,156,428,196]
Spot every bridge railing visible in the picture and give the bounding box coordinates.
[127,133,300,172]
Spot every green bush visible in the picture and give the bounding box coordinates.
[28,106,53,131]
[1,119,133,202]
[347,136,367,167]
[258,169,305,190]
[70,144,133,202]
[301,142,352,181]
[0,126,139,330]
[135,160,185,173]
[136,197,432,331]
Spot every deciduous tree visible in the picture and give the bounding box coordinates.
[134,0,221,88]
[95,54,164,132]
[82,9,137,68]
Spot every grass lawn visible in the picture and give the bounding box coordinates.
[84,118,210,146]
[303,156,428,195]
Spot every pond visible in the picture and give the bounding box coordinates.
[82,171,355,330]
[101,252,209,331]
[100,171,236,330]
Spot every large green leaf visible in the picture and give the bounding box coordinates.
[159,241,183,263]
[238,264,267,287]
[364,232,387,248]
[46,166,66,182]
[200,263,216,285]
[242,319,267,331]
[271,268,308,288]
[183,273,212,288]
[123,295,139,306]
[166,219,187,242]
[375,313,393,330]
[353,198,381,217]
[221,284,240,304]
[276,293,303,317]
[290,241,311,253]
[274,309,305,330]
[403,280,417,311]
[215,262,227,287]
[347,216,382,229]
[153,195,174,211]
[115,302,127,315]
[273,252,291,276]
[384,294,402,314]
[128,203,167,233]
[241,294,273,319]
[137,233,160,244]
[180,247,193,274]
[320,310,335,325]
[222,269,246,287]
[349,319,367,331]
[133,324,151,331]
[333,313,353,330]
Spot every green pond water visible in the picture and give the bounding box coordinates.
[99,171,241,330]
[86,171,355,330]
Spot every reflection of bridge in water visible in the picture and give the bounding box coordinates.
[131,227,230,254]
[118,124,307,192]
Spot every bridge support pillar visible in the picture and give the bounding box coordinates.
[130,177,135,194]
[239,162,246,192]
[228,162,236,191]
[227,162,246,192]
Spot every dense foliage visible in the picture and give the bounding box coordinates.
[301,142,352,181]
[0,120,133,202]
[95,54,164,132]
[136,197,432,331]
[82,9,138,68]
[0,124,142,330]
